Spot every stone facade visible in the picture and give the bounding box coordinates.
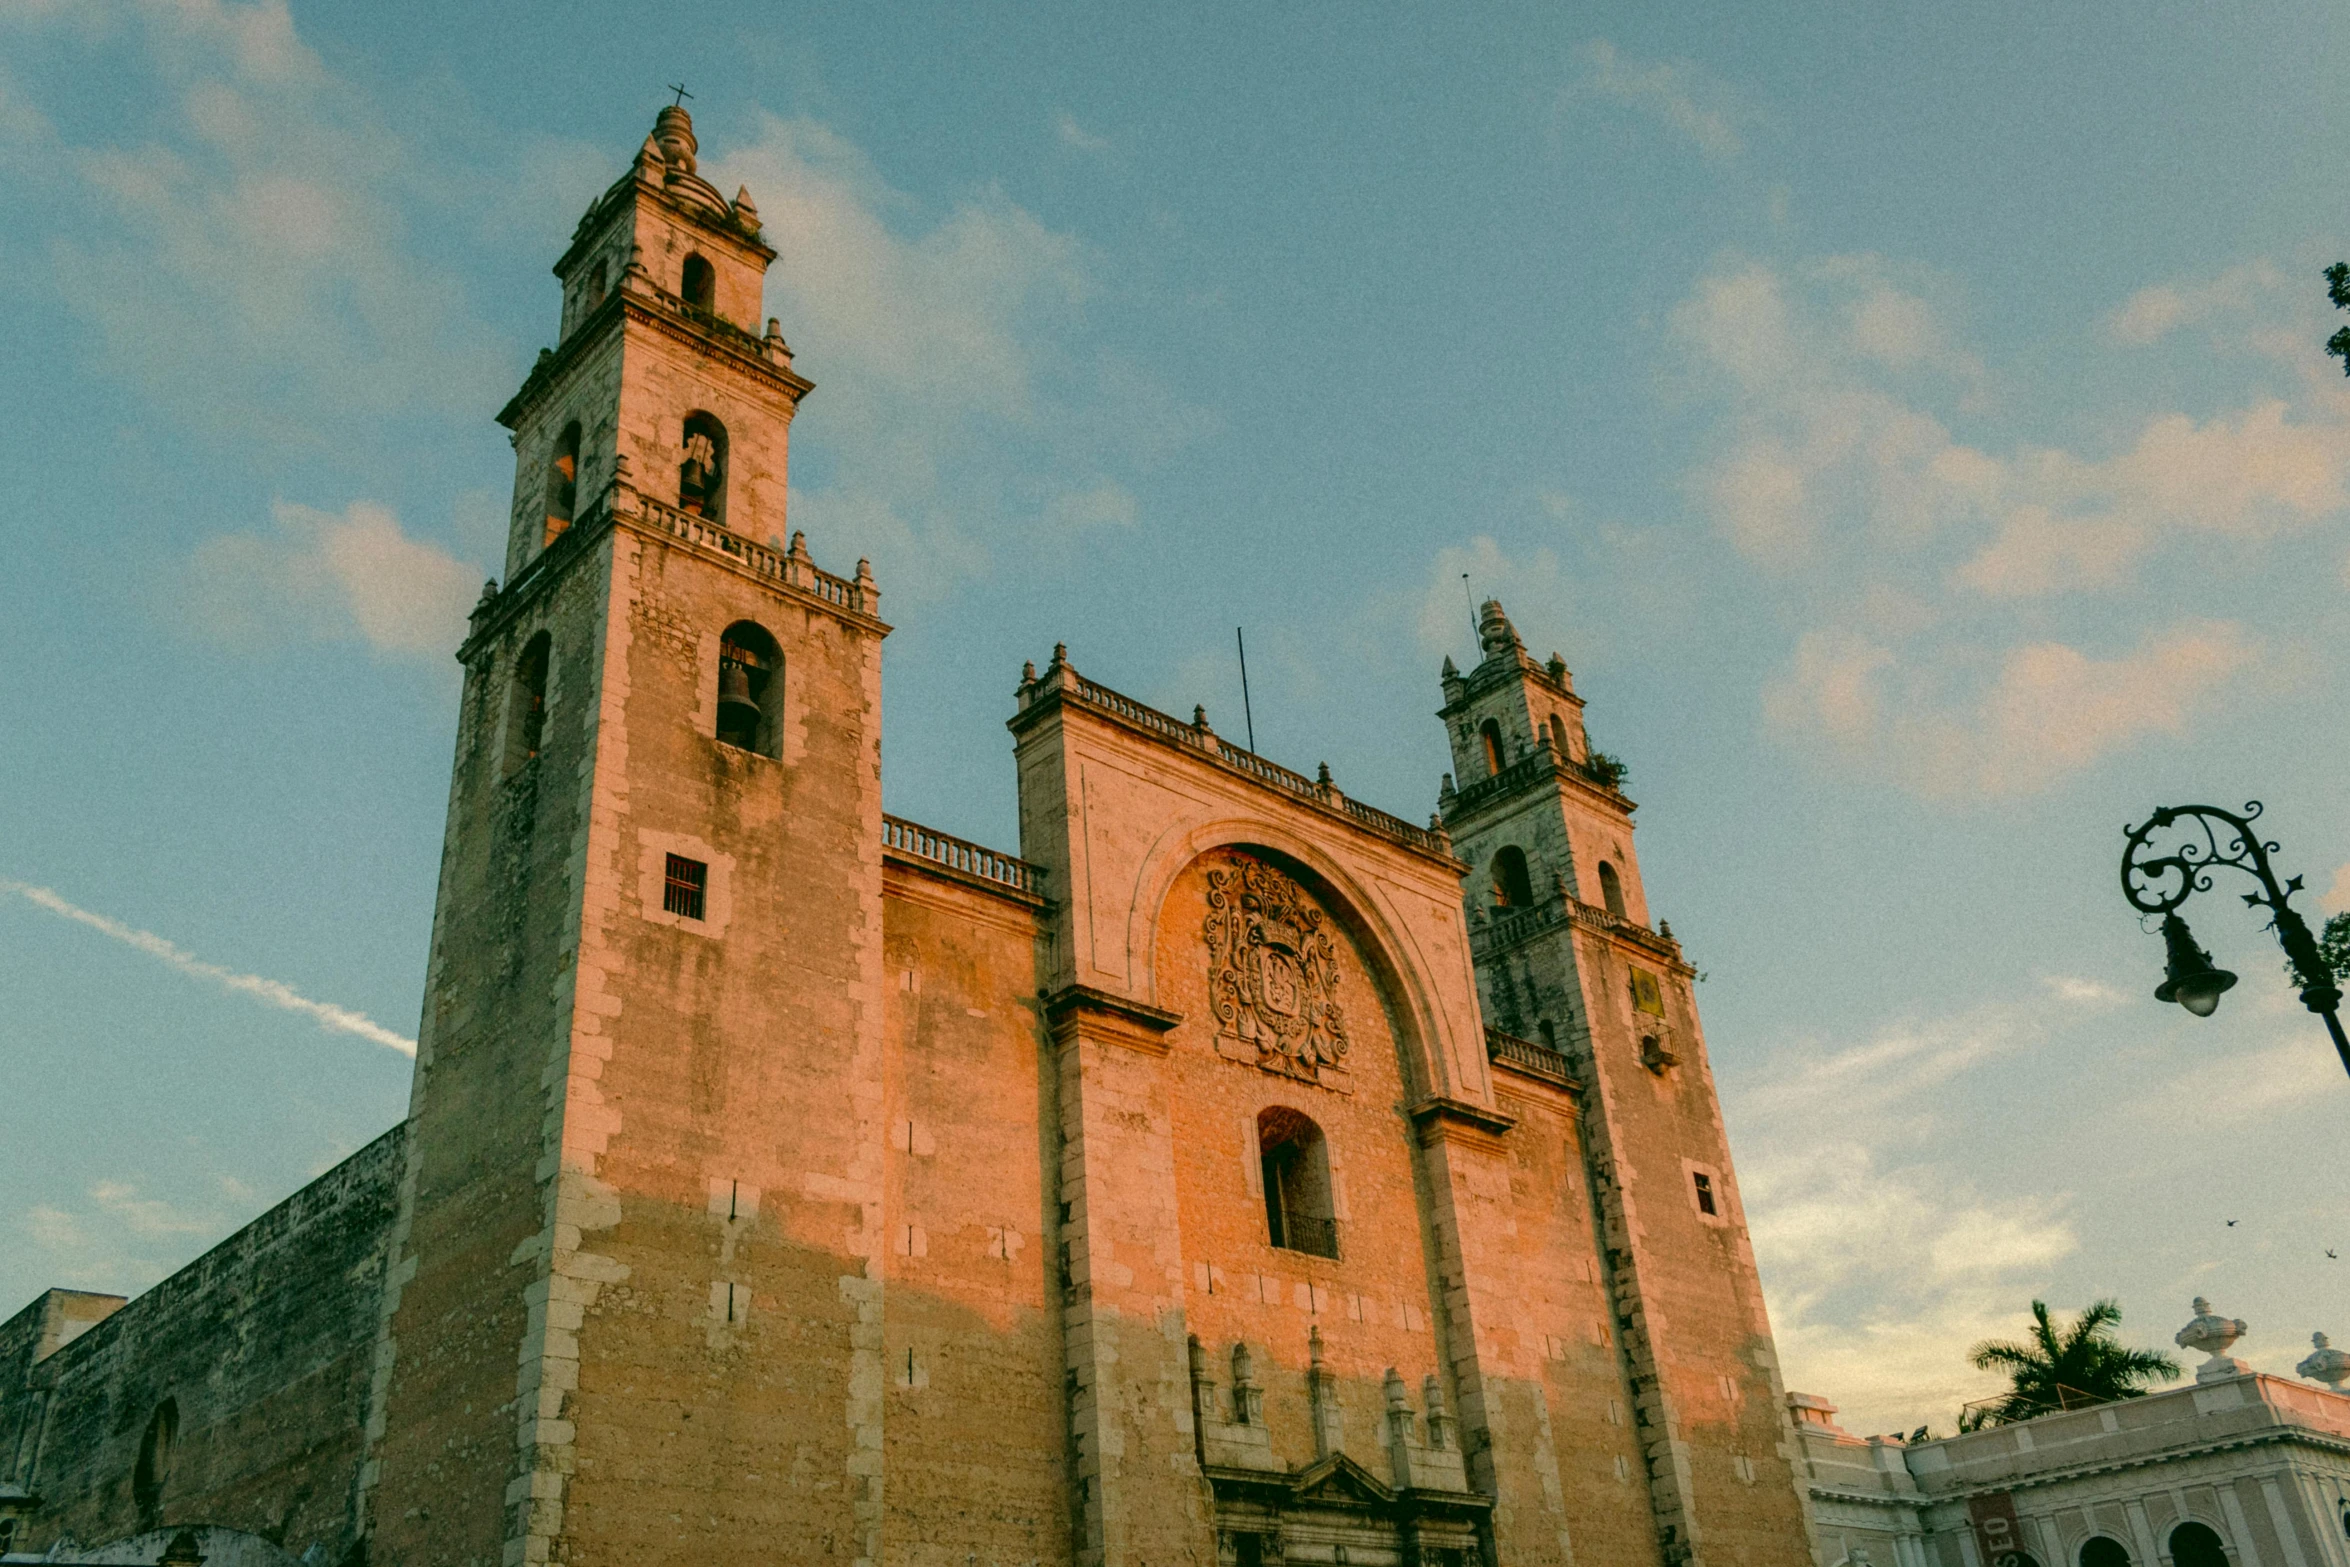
[2,105,1817,1567]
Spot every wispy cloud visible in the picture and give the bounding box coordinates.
[708,114,1207,602]
[3,880,416,1056]
[1565,40,1747,163]
[1053,111,1111,156]
[184,499,481,658]
[1670,253,2349,799]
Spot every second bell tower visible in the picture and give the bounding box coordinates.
[361,106,896,1567]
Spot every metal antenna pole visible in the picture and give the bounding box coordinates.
[1236,627,1257,753]
[1462,573,1477,644]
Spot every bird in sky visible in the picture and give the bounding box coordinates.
[2226,1219,2238,1227]
[2328,1249,2339,1260]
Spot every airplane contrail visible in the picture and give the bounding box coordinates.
[2,879,417,1058]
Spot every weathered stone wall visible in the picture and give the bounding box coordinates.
[361,537,616,1567]
[878,858,1073,1565]
[3,1127,402,1564]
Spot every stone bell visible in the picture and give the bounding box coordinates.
[717,661,760,735]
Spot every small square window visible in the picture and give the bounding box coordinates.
[1693,1171,1717,1216]
[663,854,707,920]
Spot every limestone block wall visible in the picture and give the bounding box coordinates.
[877,860,1072,1565]
[3,1127,403,1563]
[362,536,616,1567]
[478,523,886,1567]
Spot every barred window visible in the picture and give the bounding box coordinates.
[1693,1172,1717,1216]
[663,854,707,920]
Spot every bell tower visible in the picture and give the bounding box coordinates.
[1438,601,1815,1567]
[360,105,894,1567]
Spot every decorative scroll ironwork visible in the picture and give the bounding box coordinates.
[1205,854,1350,1084]
[2121,800,2349,1076]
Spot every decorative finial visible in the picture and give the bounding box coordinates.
[2177,1297,2251,1382]
[1021,660,1037,684]
[1659,920,1675,940]
[1194,704,1210,730]
[1050,642,1069,668]
[475,578,499,607]
[2300,1331,2350,1389]
[1317,761,1333,787]
[1308,1322,1325,1367]
[732,184,761,232]
[1440,654,1458,678]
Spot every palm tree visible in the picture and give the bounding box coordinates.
[1962,1299,2180,1429]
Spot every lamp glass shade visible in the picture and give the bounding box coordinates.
[2174,968,2237,1018]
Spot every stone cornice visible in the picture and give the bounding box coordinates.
[497,285,812,433]
[460,487,886,661]
[554,167,777,283]
[1441,745,1635,825]
[1042,985,1183,1052]
[1408,1095,1516,1143]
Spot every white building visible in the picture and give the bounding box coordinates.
[1794,1306,2350,1567]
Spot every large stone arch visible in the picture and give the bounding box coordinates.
[1115,811,1480,1106]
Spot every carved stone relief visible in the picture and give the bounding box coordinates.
[1204,853,1351,1089]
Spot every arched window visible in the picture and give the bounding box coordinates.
[1598,861,1626,918]
[2169,1524,2227,1567]
[504,632,550,776]
[1258,1107,1338,1260]
[1548,713,1570,757]
[586,259,609,311]
[133,1398,177,1525]
[1538,1019,1557,1050]
[717,621,781,756]
[1491,846,1534,909]
[2079,1539,2131,1567]
[681,254,715,314]
[679,412,727,521]
[544,421,581,547]
[1479,719,1505,776]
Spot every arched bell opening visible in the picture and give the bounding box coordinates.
[1490,845,1535,910]
[504,632,551,776]
[1547,712,1570,757]
[543,420,581,547]
[681,253,716,315]
[678,411,728,521]
[1597,860,1626,918]
[717,621,781,757]
[1478,718,1505,777]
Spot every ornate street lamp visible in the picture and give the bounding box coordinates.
[2120,801,2350,1078]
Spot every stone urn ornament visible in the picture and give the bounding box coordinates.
[2297,1331,2350,1390]
[2176,1297,2251,1382]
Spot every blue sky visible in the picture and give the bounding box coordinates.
[6,0,2350,1435]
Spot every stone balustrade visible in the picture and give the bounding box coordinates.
[881,815,1046,900]
[1028,664,1451,859]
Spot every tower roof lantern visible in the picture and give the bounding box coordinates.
[1476,598,1522,662]
[654,104,698,173]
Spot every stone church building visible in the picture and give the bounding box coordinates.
[1,106,1817,1567]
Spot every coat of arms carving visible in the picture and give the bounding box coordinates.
[1203,854,1350,1087]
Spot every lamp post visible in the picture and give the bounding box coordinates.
[2120,801,2350,1079]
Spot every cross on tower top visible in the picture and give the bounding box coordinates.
[667,82,694,107]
